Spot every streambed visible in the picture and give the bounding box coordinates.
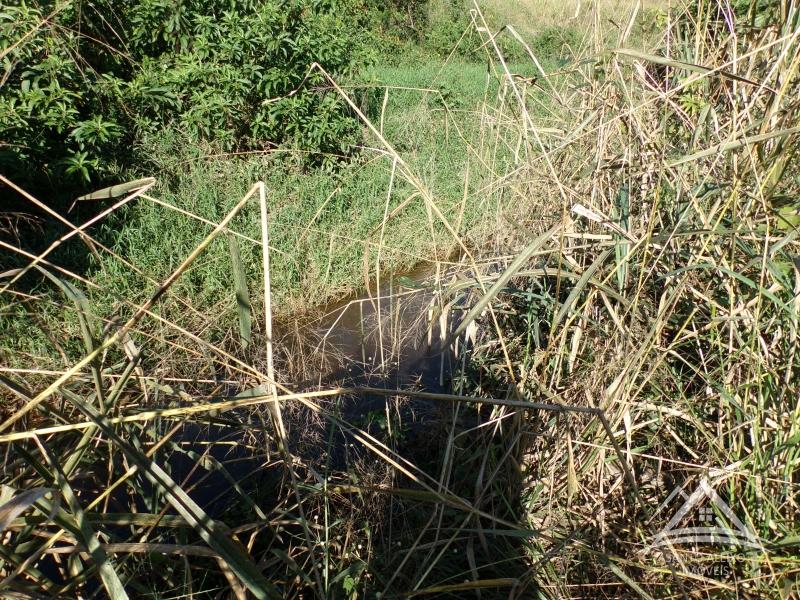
[171,259,471,515]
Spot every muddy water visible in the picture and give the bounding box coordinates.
[275,260,460,392]
[172,261,466,514]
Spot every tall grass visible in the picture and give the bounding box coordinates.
[452,0,800,596]
[2,0,799,598]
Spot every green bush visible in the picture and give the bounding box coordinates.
[419,0,528,62]
[423,13,478,57]
[529,25,582,61]
[347,0,428,41]
[0,0,372,193]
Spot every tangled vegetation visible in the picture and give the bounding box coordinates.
[1,0,799,598]
[1,0,374,191]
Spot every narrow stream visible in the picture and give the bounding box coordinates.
[279,260,457,391]
[170,259,467,515]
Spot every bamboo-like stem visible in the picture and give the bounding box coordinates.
[258,182,285,442]
[376,157,398,372]
[258,182,324,596]
[0,388,347,443]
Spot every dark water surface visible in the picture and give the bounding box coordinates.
[173,260,466,516]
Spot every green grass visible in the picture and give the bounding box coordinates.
[1,55,548,370]
[88,59,547,319]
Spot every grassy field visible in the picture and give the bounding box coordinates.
[2,54,549,369]
[479,0,665,32]
[1,1,799,598]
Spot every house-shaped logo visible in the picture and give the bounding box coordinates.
[650,478,763,551]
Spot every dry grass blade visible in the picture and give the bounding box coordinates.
[612,48,772,91]
[667,126,800,168]
[408,578,519,596]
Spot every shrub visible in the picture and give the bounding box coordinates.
[529,25,582,61]
[421,1,527,62]
[0,0,372,195]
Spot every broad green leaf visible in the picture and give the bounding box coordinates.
[38,441,129,600]
[75,177,155,201]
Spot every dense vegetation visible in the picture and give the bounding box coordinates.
[1,0,376,192]
[1,0,799,598]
